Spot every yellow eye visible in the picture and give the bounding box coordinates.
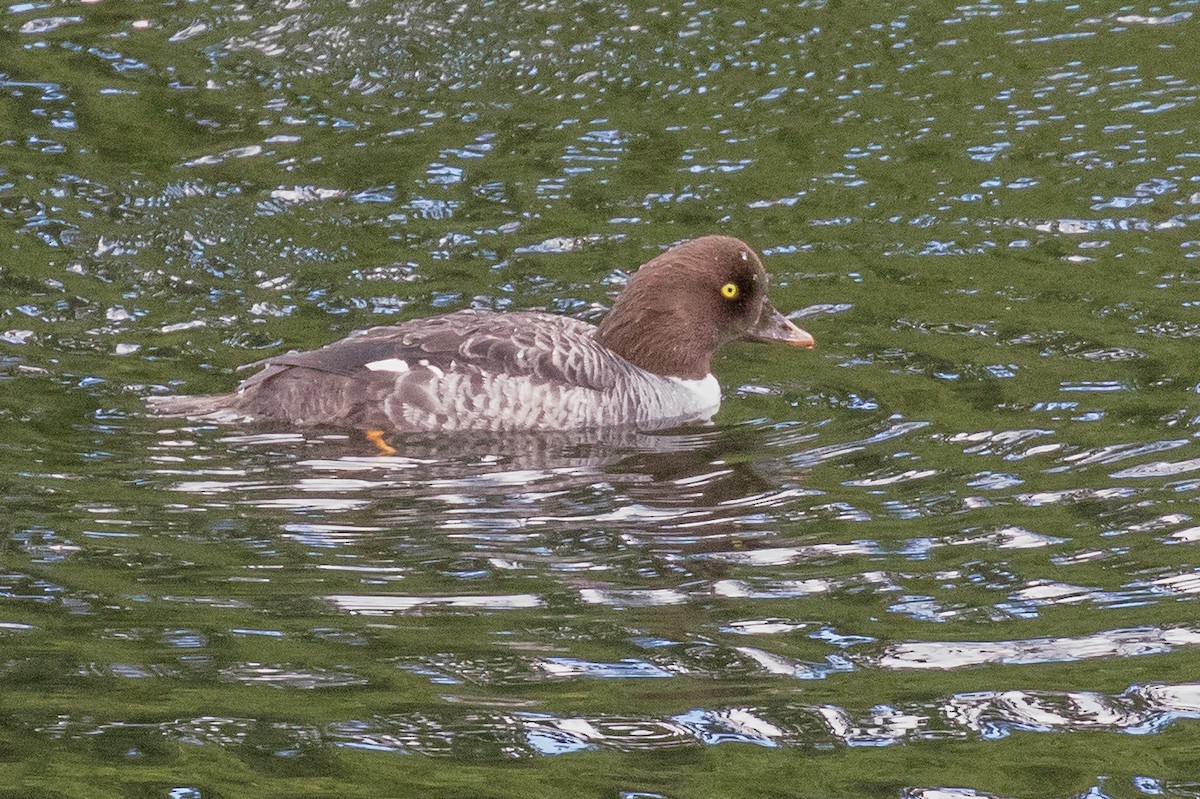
[720,282,739,300]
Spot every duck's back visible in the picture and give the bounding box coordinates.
[148,310,719,432]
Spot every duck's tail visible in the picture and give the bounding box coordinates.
[145,393,247,422]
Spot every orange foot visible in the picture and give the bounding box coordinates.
[365,429,396,456]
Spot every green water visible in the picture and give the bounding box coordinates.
[3,1,1200,796]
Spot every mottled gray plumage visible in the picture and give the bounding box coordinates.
[147,235,814,433]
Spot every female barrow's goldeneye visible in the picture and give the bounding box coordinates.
[147,235,815,438]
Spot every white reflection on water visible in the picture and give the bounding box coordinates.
[732,646,855,680]
[538,658,674,679]
[218,663,368,689]
[578,588,688,607]
[784,420,929,467]
[712,578,836,599]
[721,619,814,635]
[1148,570,1200,596]
[1112,455,1200,479]
[879,626,1200,670]
[1049,439,1190,471]
[328,593,545,613]
[902,790,1008,799]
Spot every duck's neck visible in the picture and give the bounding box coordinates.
[597,296,717,380]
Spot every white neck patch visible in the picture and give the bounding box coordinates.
[668,373,721,411]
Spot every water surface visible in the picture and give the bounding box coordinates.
[3,1,1200,796]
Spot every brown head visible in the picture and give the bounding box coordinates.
[596,235,814,379]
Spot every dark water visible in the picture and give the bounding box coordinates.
[3,1,1200,796]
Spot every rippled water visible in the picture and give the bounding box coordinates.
[3,0,1200,796]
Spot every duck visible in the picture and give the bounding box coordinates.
[147,235,815,439]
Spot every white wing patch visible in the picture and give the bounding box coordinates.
[417,359,446,379]
[365,358,411,373]
[364,357,447,378]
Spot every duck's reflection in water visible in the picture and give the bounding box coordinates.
[149,421,808,527]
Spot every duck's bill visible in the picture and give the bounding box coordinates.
[744,302,816,349]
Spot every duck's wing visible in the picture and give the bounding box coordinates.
[245,309,618,391]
